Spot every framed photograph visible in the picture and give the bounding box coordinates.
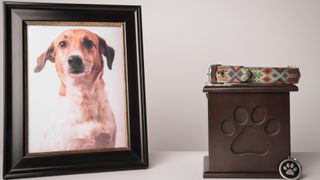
[3,2,148,179]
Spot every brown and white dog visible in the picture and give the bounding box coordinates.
[35,29,116,151]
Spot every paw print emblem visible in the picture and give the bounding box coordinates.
[283,162,298,175]
[221,105,280,155]
[279,157,302,180]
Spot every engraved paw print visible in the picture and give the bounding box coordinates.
[220,106,280,155]
[283,162,298,176]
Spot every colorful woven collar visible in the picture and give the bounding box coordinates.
[209,65,300,84]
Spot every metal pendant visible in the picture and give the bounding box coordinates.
[279,157,302,180]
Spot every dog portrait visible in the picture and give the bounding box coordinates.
[27,22,128,154]
[3,4,148,178]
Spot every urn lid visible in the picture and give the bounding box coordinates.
[203,84,298,93]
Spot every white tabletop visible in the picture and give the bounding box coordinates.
[2,151,319,180]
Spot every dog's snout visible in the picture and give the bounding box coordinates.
[67,55,85,75]
[68,56,83,68]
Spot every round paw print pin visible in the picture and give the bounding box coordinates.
[279,157,302,180]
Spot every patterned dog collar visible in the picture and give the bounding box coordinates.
[209,64,300,84]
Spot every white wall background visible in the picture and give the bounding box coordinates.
[1,0,320,153]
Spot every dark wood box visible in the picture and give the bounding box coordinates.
[203,84,298,178]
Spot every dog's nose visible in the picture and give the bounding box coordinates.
[68,56,83,68]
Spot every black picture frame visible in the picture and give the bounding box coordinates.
[3,1,148,179]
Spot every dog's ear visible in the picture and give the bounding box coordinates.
[98,36,115,70]
[34,44,55,73]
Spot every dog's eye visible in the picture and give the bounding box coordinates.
[83,39,93,49]
[59,41,67,48]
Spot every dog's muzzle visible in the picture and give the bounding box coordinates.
[68,55,84,74]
